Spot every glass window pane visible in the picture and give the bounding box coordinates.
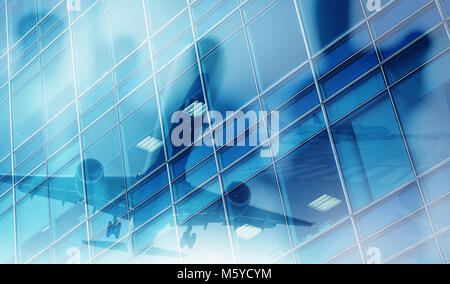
[16,184,51,263]
[0,100,11,160]
[326,246,363,264]
[439,229,450,263]
[120,97,165,189]
[146,0,186,34]
[108,0,147,64]
[332,94,414,211]
[52,224,89,264]
[277,131,348,245]
[179,199,233,264]
[134,230,179,264]
[420,162,450,202]
[297,0,364,54]
[132,208,175,253]
[226,167,291,263]
[0,209,15,264]
[202,31,257,120]
[355,183,423,239]
[246,0,307,92]
[391,51,450,174]
[74,16,111,94]
[362,210,432,263]
[49,156,86,241]
[428,194,450,231]
[83,128,125,215]
[388,240,442,264]
[295,220,356,264]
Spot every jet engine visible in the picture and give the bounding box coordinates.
[226,182,251,219]
[75,159,105,200]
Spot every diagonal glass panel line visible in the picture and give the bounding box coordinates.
[0,0,449,264]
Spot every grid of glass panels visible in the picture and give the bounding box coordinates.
[0,0,449,264]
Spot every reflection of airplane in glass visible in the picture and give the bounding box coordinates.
[177,182,313,249]
[3,166,313,249]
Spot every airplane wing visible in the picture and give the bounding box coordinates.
[3,174,124,206]
[176,197,313,229]
[3,174,81,203]
[237,205,314,228]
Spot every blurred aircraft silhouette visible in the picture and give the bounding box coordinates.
[6,0,435,258]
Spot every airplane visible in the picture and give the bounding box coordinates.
[6,0,436,261]
[1,156,314,250]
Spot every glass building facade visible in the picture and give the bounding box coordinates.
[0,0,449,264]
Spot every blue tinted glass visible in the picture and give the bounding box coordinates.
[314,25,372,78]
[369,0,430,38]
[0,100,10,160]
[132,209,175,253]
[442,0,450,15]
[179,199,233,264]
[439,229,450,263]
[320,47,379,99]
[134,230,179,264]
[277,132,348,245]
[0,209,15,264]
[202,31,257,120]
[0,190,12,215]
[0,156,12,196]
[89,195,127,237]
[376,2,442,60]
[8,0,37,46]
[391,51,450,174]
[295,220,356,264]
[128,167,169,209]
[172,155,217,200]
[276,86,320,130]
[246,0,307,92]
[326,69,386,124]
[355,183,423,239]
[83,128,125,215]
[362,210,432,263]
[262,64,314,112]
[0,5,6,56]
[132,187,171,229]
[226,167,291,263]
[92,237,131,264]
[389,240,442,264]
[428,194,450,231]
[222,144,272,191]
[16,184,51,263]
[52,224,89,264]
[146,0,186,34]
[274,109,326,159]
[49,156,85,241]
[176,178,221,225]
[120,97,165,189]
[1,0,449,264]
[384,25,450,84]
[108,0,147,65]
[420,162,450,202]
[333,94,414,211]
[326,247,363,264]
[297,0,364,54]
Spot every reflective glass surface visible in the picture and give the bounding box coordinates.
[0,0,449,264]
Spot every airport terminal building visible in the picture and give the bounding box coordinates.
[0,0,449,264]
